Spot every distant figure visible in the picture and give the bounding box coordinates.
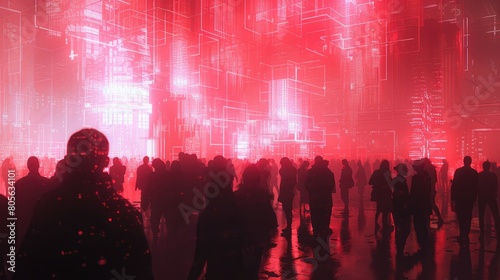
[0,194,7,280]
[143,158,169,245]
[257,158,272,199]
[136,156,152,191]
[423,158,444,226]
[440,159,449,191]
[363,160,372,182]
[278,157,297,237]
[188,156,244,280]
[14,156,52,247]
[14,128,154,279]
[227,158,238,190]
[297,161,310,216]
[339,159,354,215]
[392,164,410,257]
[355,160,368,202]
[451,156,479,246]
[477,160,500,248]
[234,164,278,279]
[269,159,279,205]
[306,156,336,239]
[109,157,126,194]
[410,160,432,252]
[1,157,15,195]
[369,160,393,231]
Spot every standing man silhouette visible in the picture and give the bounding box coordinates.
[451,156,479,246]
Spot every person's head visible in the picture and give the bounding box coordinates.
[65,128,109,174]
[152,158,166,171]
[314,156,324,166]
[464,156,472,167]
[213,155,227,172]
[170,160,181,173]
[394,163,408,177]
[27,156,40,173]
[242,164,260,187]
[380,160,390,172]
[112,157,121,166]
[357,160,362,167]
[301,161,310,169]
[280,157,291,166]
[341,159,348,166]
[413,160,425,173]
[142,156,149,165]
[483,160,491,171]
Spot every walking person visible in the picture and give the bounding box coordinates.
[278,157,297,237]
[451,156,479,246]
[369,160,393,232]
[410,160,433,252]
[477,160,500,248]
[306,156,336,239]
[355,160,368,203]
[339,159,354,216]
[297,161,310,217]
[109,157,126,194]
[392,164,411,258]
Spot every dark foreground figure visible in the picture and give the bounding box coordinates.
[14,129,154,280]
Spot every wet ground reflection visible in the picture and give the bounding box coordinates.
[136,190,500,279]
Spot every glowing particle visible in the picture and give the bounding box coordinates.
[98,258,107,265]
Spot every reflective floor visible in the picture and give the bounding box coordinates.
[132,189,500,280]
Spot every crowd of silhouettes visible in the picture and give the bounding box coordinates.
[3,130,500,279]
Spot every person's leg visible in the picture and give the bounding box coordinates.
[150,208,161,244]
[310,205,319,236]
[457,201,474,244]
[413,213,430,250]
[341,187,349,212]
[487,199,500,239]
[316,206,333,237]
[282,199,293,232]
[478,199,487,245]
[393,212,404,254]
[432,193,444,224]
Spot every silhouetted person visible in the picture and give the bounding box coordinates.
[188,156,244,280]
[392,164,410,257]
[136,156,152,191]
[234,164,278,279]
[423,158,444,225]
[440,159,449,191]
[14,156,51,248]
[297,161,310,217]
[14,128,153,279]
[257,158,272,200]
[1,157,15,195]
[369,160,392,231]
[269,159,279,205]
[278,157,297,237]
[0,194,7,280]
[339,159,354,215]
[109,157,126,194]
[410,160,432,252]
[165,160,187,237]
[477,160,500,248]
[364,159,372,182]
[451,156,478,246]
[306,156,335,238]
[143,158,169,245]
[356,160,368,203]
